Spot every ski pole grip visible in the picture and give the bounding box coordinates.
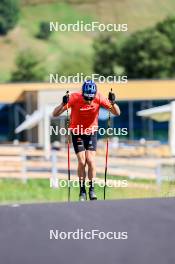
[66,91,69,109]
[108,88,113,96]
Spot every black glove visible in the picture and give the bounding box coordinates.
[108,92,116,105]
[62,94,69,105]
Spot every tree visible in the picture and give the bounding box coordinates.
[121,29,174,79]
[11,50,46,82]
[93,34,119,77]
[156,17,175,44]
[92,16,175,79]
[156,16,175,72]
[0,0,20,35]
[37,21,52,40]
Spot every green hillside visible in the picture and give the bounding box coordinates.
[1,0,175,82]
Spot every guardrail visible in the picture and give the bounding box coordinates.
[0,146,59,187]
[0,145,174,187]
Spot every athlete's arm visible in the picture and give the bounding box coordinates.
[52,103,65,117]
[110,103,121,116]
[99,92,121,116]
[52,94,69,117]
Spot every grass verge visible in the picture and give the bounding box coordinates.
[0,178,174,204]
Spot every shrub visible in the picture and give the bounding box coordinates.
[0,0,20,35]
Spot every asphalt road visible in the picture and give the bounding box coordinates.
[0,198,175,264]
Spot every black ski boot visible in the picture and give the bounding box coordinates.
[89,187,97,200]
[79,181,87,202]
[79,189,87,201]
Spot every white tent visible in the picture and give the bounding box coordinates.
[15,105,60,158]
[15,110,44,134]
[137,101,175,156]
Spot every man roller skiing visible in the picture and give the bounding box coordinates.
[53,80,120,201]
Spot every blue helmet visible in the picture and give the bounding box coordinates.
[82,80,97,101]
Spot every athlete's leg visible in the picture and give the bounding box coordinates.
[83,132,97,200]
[76,151,86,182]
[76,151,87,201]
[71,133,87,200]
[84,132,97,181]
[86,150,96,181]
[71,133,86,181]
[86,150,97,200]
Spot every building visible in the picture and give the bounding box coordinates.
[0,80,175,148]
[137,101,175,155]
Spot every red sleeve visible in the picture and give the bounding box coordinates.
[63,93,76,110]
[99,93,111,110]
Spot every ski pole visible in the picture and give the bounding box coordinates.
[104,88,112,200]
[66,91,71,202]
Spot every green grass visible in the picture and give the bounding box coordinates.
[0,178,174,204]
